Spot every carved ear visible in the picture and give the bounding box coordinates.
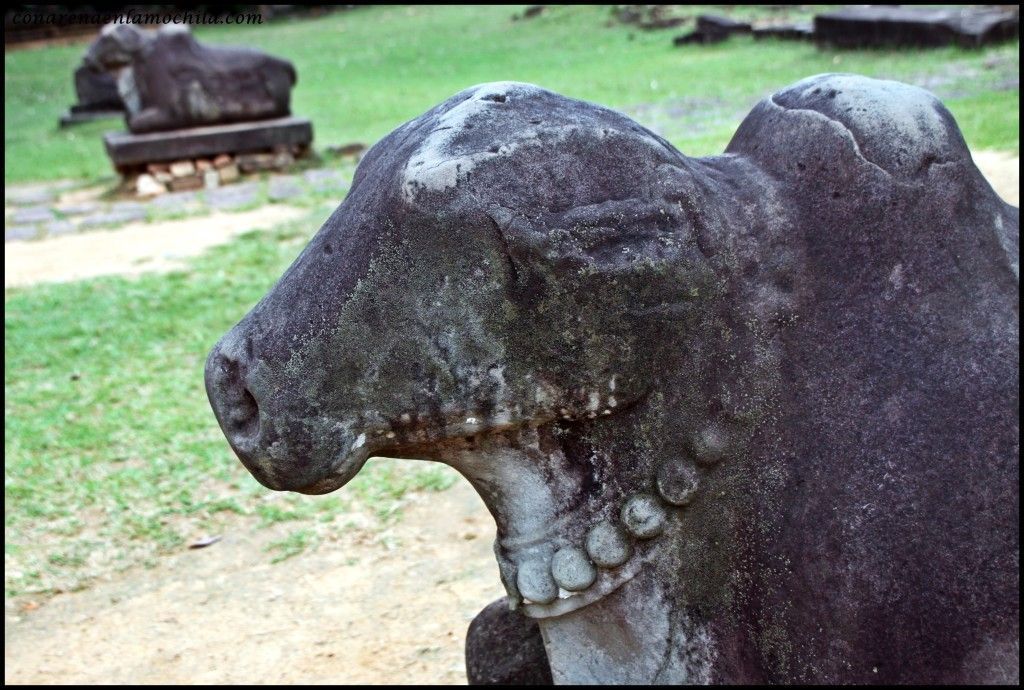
[729,74,972,180]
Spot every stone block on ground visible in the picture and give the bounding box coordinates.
[5,225,39,242]
[103,117,314,170]
[218,164,241,184]
[44,220,77,236]
[10,205,56,224]
[169,160,196,177]
[815,6,1019,48]
[5,186,56,206]
[169,175,203,192]
[213,154,233,168]
[79,205,147,229]
[237,153,278,173]
[204,170,220,190]
[206,182,261,210]
[674,13,752,45]
[57,201,101,216]
[753,23,814,41]
[268,175,304,201]
[136,173,167,197]
[149,190,201,211]
[303,168,348,193]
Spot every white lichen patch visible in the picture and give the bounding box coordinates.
[401,82,541,201]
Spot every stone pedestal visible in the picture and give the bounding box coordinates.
[103,116,314,173]
[60,107,124,128]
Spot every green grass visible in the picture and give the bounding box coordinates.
[4,5,1018,184]
[3,4,1019,597]
[4,212,456,597]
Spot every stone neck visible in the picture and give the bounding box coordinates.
[436,418,691,619]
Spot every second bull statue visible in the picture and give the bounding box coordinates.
[205,75,1019,684]
[85,23,296,133]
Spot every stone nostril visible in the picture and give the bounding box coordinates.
[228,386,260,438]
[205,343,261,444]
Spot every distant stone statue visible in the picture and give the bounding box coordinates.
[59,61,124,127]
[84,24,296,133]
[205,76,1019,684]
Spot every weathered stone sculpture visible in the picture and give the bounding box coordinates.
[85,23,296,133]
[59,59,124,127]
[205,75,1020,684]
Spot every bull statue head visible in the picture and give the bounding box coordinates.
[206,76,1019,684]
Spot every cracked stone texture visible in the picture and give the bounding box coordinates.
[205,75,1019,684]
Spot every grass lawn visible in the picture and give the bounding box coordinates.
[4,5,1019,185]
[4,5,1020,598]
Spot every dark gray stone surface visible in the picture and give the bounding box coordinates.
[465,599,552,685]
[206,76,1019,684]
[85,24,296,133]
[60,58,124,128]
[103,117,313,170]
[815,6,1019,49]
[752,23,814,41]
[674,14,752,45]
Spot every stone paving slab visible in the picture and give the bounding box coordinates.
[5,188,56,206]
[206,182,262,210]
[4,168,354,242]
[10,205,56,224]
[45,221,78,236]
[4,180,77,207]
[268,175,304,201]
[78,207,148,229]
[303,169,348,193]
[57,201,102,216]
[148,190,202,211]
[5,226,39,242]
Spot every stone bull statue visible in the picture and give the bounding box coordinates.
[205,75,1019,684]
[84,24,296,133]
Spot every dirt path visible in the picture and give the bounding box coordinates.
[4,205,306,288]
[973,150,1019,206]
[4,479,504,685]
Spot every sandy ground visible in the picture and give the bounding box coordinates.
[973,150,1019,206]
[4,206,306,289]
[4,479,504,685]
[3,152,1017,684]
